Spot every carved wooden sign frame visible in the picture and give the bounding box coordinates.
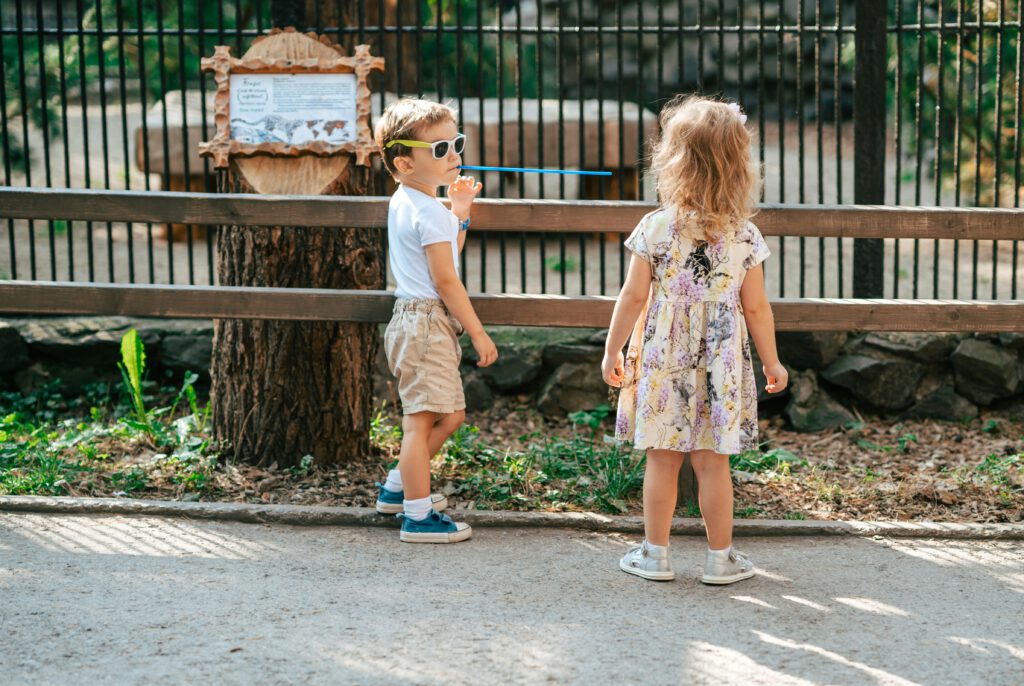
[199,40,384,169]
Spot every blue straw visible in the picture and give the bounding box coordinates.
[460,165,612,176]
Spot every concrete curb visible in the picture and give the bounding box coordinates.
[1,495,1022,539]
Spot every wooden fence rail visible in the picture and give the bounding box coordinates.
[1,281,1023,333]
[3,187,1024,239]
[2,188,1023,332]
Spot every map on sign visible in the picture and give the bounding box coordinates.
[229,73,357,146]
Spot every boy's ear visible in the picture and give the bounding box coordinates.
[392,154,414,175]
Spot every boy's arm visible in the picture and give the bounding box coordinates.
[425,242,498,367]
[448,175,482,255]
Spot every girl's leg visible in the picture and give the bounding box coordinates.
[643,449,686,546]
[398,411,438,500]
[689,449,733,550]
[426,410,466,458]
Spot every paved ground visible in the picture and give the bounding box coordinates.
[1,512,1022,685]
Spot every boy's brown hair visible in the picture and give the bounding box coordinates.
[374,98,458,178]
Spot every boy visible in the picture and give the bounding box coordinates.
[373,98,498,543]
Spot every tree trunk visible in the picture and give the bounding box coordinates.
[212,166,383,468]
[210,29,383,469]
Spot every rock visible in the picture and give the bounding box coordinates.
[536,362,609,417]
[902,385,978,422]
[13,360,115,395]
[777,332,847,370]
[15,316,139,365]
[822,353,925,411]
[462,372,494,412]
[0,321,29,373]
[952,339,1021,406]
[784,370,856,432]
[472,346,544,392]
[160,334,213,373]
[587,330,608,346]
[863,332,960,362]
[542,342,604,367]
[998,332,1024,350]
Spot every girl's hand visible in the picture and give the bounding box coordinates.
[602,351,625,387]
[763,362,789,394]
[448,175,483,217]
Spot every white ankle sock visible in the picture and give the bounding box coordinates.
[709,545,732,556]
[645,540,668,554]
[384,468,403,492]
[403,496,432,521]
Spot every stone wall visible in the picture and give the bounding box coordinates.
[2,317,1021,430]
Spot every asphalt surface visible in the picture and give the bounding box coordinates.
[2,512,1022,685]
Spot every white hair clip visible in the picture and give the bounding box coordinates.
[727,102,748,125]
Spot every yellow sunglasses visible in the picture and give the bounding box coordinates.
[385,133,466,159]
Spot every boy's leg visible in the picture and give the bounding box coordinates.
[398,411,438,501]
[643,449,685,546]
[397,409,472,543]
[689,449,733,550]
[425,410,466,458]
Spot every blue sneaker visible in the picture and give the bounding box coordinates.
[399,510,472,543]
[375,483,448,514]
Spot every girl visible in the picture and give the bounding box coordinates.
[602,96,788,585]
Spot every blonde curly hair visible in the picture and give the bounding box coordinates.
[650,95,761,236]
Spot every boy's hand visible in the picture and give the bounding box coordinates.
[448,175,483,218]
[471,330,498,367]
[764,362,789,394]
[602,351,625,387]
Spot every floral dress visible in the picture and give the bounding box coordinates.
[614,208,771,455]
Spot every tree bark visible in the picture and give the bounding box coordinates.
[210,28,383,469]
[212,166,383,468]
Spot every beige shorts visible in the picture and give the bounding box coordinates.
[384,298,466,415]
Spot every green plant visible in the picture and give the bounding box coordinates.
[168,371,209,433]
[897,433,918,452]
[888,2,1021,206]
[117,329,151,436]
[731,447,805,473]
[2,0,257,166]
[680,501,702,518]
[545,256,579,273]
[982,419,1001,434]
[109,467,149,493]
[568,404,612,431]
[976,452,1021,487]
[289,454,315,477]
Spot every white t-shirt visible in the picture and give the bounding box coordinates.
[388,185,460,300]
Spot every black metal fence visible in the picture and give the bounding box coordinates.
[1,0,1021,299]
